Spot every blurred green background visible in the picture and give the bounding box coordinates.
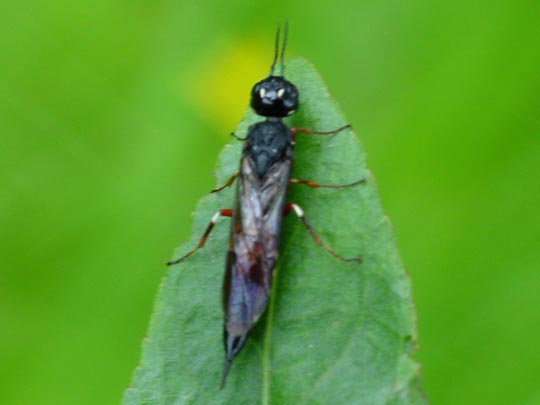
[1,1,539,404]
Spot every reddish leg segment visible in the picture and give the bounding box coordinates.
[290,124,351,137]
[166,209,233,265]
[284,203,362,263]
[211,173,239,194]
[290,177,365,189]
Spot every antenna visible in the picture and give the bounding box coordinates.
[279,20,288,76]
[269,21,289,76]
[269,24,281,76]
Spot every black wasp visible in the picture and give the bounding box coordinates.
[167,23,365,388]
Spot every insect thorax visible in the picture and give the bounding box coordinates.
[244,120,292,179]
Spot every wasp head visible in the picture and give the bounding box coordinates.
[250,76,298,118]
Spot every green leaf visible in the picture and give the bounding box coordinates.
[123,58,425,404]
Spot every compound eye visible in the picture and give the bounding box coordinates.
[276,88,285,98]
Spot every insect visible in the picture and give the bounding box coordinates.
[167,23,365,388]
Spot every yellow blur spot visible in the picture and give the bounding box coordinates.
[180,38,272,136]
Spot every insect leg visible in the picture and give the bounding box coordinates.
[284,203,362,262]
[290,124,351,137]
[166,209,233,266]
[290,177,365,189]
[230,132,247,141]
[211,173,239,194]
